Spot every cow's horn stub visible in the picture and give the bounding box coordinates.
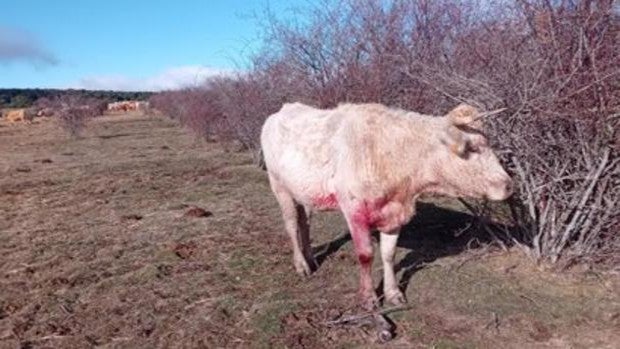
[447,103,479,126]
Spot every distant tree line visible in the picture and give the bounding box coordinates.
[0,88,153,109]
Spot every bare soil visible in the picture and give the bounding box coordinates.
[1,114,618,348]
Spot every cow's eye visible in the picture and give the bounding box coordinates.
[466,141,481,154]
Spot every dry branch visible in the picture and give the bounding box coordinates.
[323,305,412,327]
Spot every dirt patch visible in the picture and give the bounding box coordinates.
[0,114,618,348]
[183,206,213,218]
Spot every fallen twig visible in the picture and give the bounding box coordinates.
[30,335,69,342]
[483,312,500,333]
[323,305,412,327]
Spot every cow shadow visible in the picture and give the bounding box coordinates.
[314,232,351,266]
[312,201,523,299]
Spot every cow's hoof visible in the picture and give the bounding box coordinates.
[377,328,393,343]
[294,259,313,277]
[385,289,407,306]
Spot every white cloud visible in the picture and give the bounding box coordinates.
[74,65,234,91]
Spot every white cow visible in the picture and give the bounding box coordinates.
[261,102,513,309]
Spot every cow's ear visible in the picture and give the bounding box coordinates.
[447,103,478,126]
[441,125,468,157]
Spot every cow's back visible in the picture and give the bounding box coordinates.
[261,103,342,199]
[326,104,438,199]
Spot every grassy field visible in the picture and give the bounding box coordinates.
[1,114,618,348]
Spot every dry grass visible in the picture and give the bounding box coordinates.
[0,114,618,348]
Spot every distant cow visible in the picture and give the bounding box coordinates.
[107,101,139,113]
[3,108,35,123]
[261,102,513,310]
[37,107,55,117]
[135,101,149,112]
[4,109,23,123]
[109,100,149,113]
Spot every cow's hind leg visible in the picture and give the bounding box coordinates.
[297,205,318,272]
[269,176,315,276]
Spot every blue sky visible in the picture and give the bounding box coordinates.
[0,0,303,91]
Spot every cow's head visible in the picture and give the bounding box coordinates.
[435,104,513,201]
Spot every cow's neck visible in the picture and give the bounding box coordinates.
[411,156,461,199]
[400,118,456,198]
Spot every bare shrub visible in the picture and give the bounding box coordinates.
[36,94,107,137]
[391,0,619,268]
[211,73,292,162]
[149,73,291,164]
[504,114,618,268]
[150,88,229,142]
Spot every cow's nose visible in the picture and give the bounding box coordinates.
[489,177,513,200]
[495,176,513,195]
[504,179,514,197]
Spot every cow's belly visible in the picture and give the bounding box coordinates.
[287,178,339,211]
[269,145,338,208]
[309,192,339,211]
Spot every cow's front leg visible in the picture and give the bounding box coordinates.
[345,214,377,310]
[380,230,406,305]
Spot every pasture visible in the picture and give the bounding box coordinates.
[1,114,618,348]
